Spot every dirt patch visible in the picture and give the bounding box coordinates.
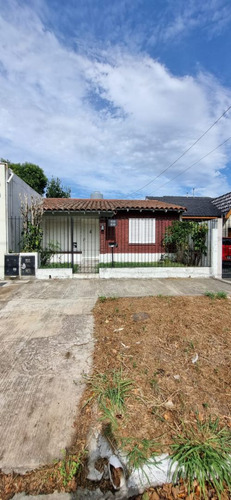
[90,296,231,449]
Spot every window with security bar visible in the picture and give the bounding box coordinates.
[129,218,156,244]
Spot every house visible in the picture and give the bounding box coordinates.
[0,162,41,279]
[42,198,185,271]
[213,192,231,237]
[146,196,222,221]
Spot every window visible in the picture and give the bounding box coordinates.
[129,218,155,244]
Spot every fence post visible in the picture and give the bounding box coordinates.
[71,216,74,272]
[211,218,222,279]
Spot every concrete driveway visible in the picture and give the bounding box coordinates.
[0,277,230,474]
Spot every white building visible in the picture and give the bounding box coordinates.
[0,162,41,279]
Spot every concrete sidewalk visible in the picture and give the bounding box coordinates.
[0,278,230,475]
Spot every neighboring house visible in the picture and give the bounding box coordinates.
[213,192,231,237]
[0,162,41,279]
[146,196,222,221]
[42,198,185,268]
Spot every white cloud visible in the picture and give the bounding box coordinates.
[0,1,231,198]
[149,0,231,45]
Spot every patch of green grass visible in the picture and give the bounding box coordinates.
[204,291,227,300]
[98,261,185,268]
[58,450,85,486]
[84,369,133,430]
[170,417,231,498]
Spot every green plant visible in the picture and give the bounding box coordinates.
[216,291,227,299]
[204,291,216,299]
[21,222,43,252]
[170,417,231,498]
[163,221,208,265]
[20,195,43,252]
[58,450,84,486]
[99,295,107,302]
[204,291,227,300]
[150,376,160,395]
[120,437,160,471]
[40,241,61,266]
[84,369,133,429]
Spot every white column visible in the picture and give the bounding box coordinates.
[211,218,222,279]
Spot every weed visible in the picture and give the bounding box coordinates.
[151,407,165,422]
[150,377,160,395]
[204,291,216,299]
[58,450,84,486]
[216,291,227,299]
[132,361,137,368]
[204,291,227,300]
[184,340,195,353]
[99,296,107,302]
[170,417,231,498]
[202,402,209,409]
[114,307,119,313]
[120,437,160,471]
[84,369,133,430]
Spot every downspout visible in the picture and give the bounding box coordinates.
[6,168,14,253]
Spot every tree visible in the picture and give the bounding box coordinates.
[163,220,208,266]
[46,176,71,198]
[8,162,48,195]
[20,195,44,252]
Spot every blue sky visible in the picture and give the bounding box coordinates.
[0,0,231,198]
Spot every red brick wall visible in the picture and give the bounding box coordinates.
[99,211,179,254]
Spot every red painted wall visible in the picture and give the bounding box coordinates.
[99,211,179,254]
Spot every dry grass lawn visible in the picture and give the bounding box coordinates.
[88,295,231,451]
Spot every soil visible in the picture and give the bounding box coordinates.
[0,295,230,500]
[91,296,231,449]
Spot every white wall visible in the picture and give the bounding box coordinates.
[0,164,7,279]
[0,163,41,279]
[99,267,212,279]
[36,268,72,279]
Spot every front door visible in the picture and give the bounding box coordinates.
[81,217,100,259]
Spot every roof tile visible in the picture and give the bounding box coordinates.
[43,198,185,212]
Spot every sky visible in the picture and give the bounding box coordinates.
[0,0,231,199]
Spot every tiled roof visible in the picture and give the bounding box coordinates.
[146,196,221,217]
[43,198,185,212]
[213,192,231,213]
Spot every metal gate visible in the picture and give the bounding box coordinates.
[42,214,100,273]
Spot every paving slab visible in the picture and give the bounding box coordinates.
[0,284,95,474]
[0,277,230,476]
